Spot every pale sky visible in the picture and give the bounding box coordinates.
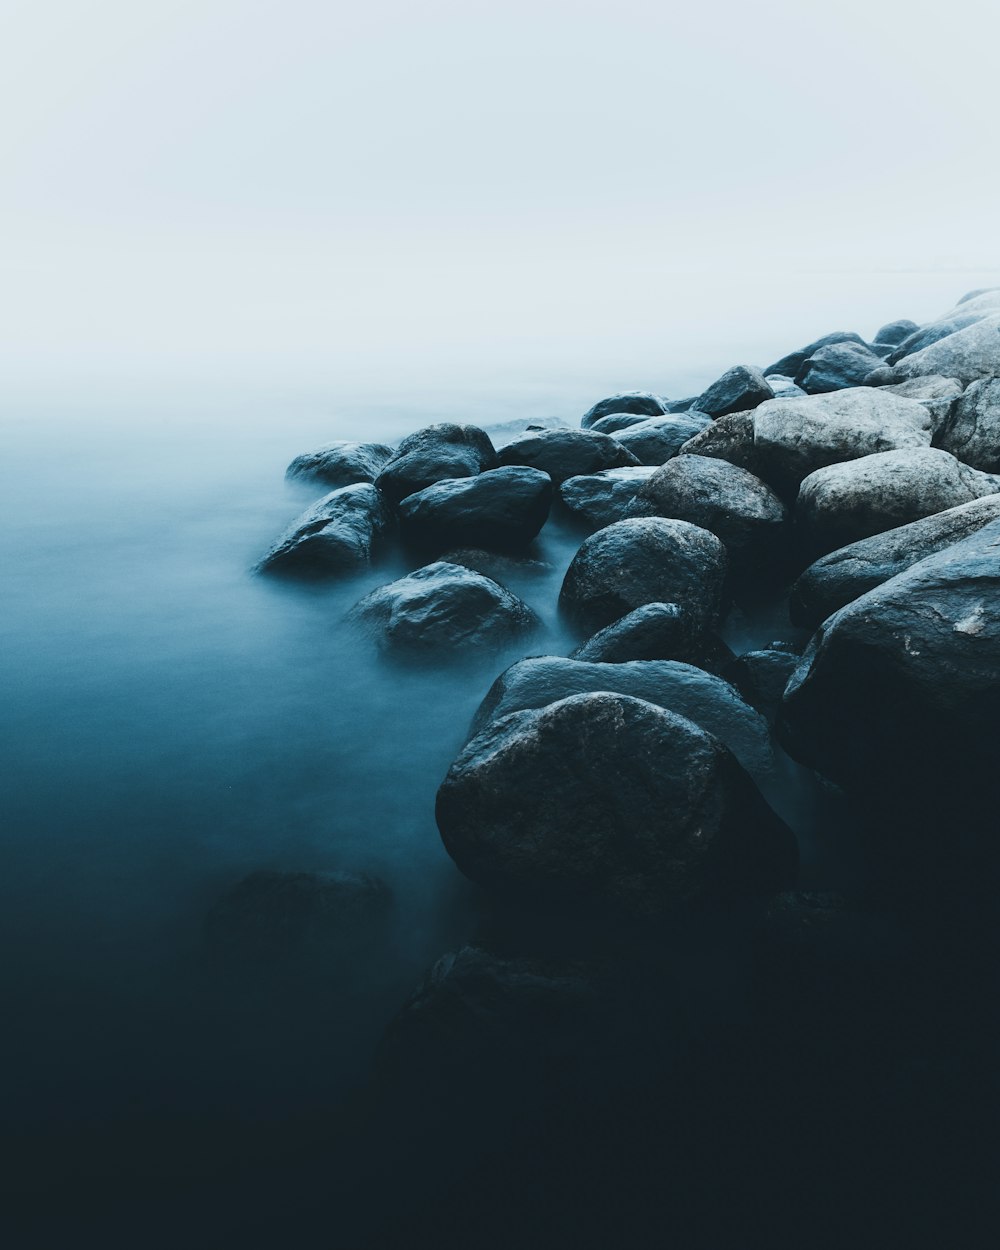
[2,0,999,393]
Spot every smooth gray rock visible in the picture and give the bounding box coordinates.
[610,414,712,465]
[765,331,869,379]
[763,375,807,398]
[956,287,1000,306]
[693,365,774,419]
[795,447,1000,554]
[878,375,963,431]
[397,466,552,551]
[885,312,987,365]
[580,392,667,429]
[285,441,395,489]
[258,483,392,576]
[352,561,536,656]
[559,517,728,634]
[872,319,920,347]
[588,412,655,435]
[790,494,1000,628]
[438,692,795,913]
[934,378,1000,473]
[558,466,658,529]
[795,342,884,394]
[375,424,498,505]
[874,315,1000,385]
[498,428,640,484]
[570,602,731,671]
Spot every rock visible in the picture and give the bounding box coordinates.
[588,412,656,435]
[872,319,920,348]
[764,331,869,379]
[610,413,712,465]
[752,388,932,495]
[795,447,1000,555]
[571,602,732,671]
[439,548,553,582]
[790,494,1000,628]
[723,646,800,724]
[285,441,395,489]
[780,520,1000,798]
[879,375,963,431]
[558,466,658,528]
[580,391,667,429]
[677,411,763,477]
[469,656,772,782]
[624,454,789,577]
[934,378,1000,473]
[559,517,728,634]
[884,312,987,364]
[203,869,391,966]
[481,416,569,446]
[375,424,498,505]
[497,428,639,484]
[764,375,807,398]
[397,467,552,551]
[956,286,1000,307]
[948,289,1000,315]
[352,561,536,656]
[437,692,796,914]
[663,396,699,413]
[693,365,774,419]
[257,483,393,577]
[874,315,1000,385]
[795,341,885,394]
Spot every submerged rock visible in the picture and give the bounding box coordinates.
[375,423,498,505]
[934,377,1000,473]
[610,414,712,465]
[257,483,392,576]
[397,466,552,551]
[285,441,394,489]
[559,517,728,634]
[498,428,639,483]
[723,645,800,725]
[437,692,795,914]
[558,466,658,529]
[795,341,884,394]
[353,561,536,656]
[693,365,774,419]
[580,391,667,429]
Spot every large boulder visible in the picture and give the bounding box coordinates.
[795,447,1000,554]
[872,319,920,348]
[559,517,728,634]
[285,441,394,489]
[956,286,1000,308]
[437,692,796,914]
[934,378,1000,473]
[625,454,789,577]
[257,483,392,577]
[610,414,712,465]
[558,466,658,529]
[470,656,772,782]
[764,331,869,379]
[693,365,774,419]
[571,602,731,672]
[580,391,667,429]
[588,412,657,435]
[397,467,552,551]
[752,388,932,495]
[795,341,885,394]
[352,561,536,656]
[874,315,1000,386]
[497,428,640,484]
[677,411,763,477]
[790,494,1000,628]
[375,424,498,505]
[878,375,963,431]
[885,311,991,364]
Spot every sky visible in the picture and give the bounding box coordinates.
[1,0,999,395]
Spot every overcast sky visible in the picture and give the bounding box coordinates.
[2,0,999,393]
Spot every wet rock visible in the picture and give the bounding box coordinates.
[497,428,640,484]
[752,388,932,495]
[352,561,536,656]
[795,341,885,394]
[588,412,655,435]
[285,441,394,490]
[874,315,1000,386]
[764,331,869,379]
[559,517,728,634]
[610,413,712,465]
[580,391,667,429]
[375,423,498,505]
[470,656,772,781]
[872,319,920,348]
[795,447,1000,554]
[763,375,806,398]
[625,454,789,577]
[438,692,796,913]
[257,483,393,577]
[558,466,658,529]
[663,396,699,413]
[723,645,800,724]
[439,548,553,581]
[790,494,1000,628]
[397,466,552,551]
[677,411,763,477]
[934,378,1000,473]
[570,602,730,671]
[693,365,774,419]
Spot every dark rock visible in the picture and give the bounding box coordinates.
[663,396,699,413]
[580,391,667,429]
[677,411,763,477]
[872,319,920,347]
[588,412,655,435]
[875,315,1000,385]
[763,375,806,398]
[497,428,640,484]
[610,414,712,465]
[558,466,658,529]
[397,466,552,552]
[795,342,885,394]
[795,447,1000,554]
[285,441,395,489]
[886,312,988,364]
[352,561,536,656]
[375,423,497,505]
[693,365,774,419]
[571,602,732,672]
[469,656,772,782]
[790,494,1000,628]
[439,548,553,581]
[625,454,789,576]
[935,378,1000,473]
[559,517,728,634]
[203,869,391,966]
[765,331,869,379]
[257,483,392,577]
[723,647,800,724]
[438,692,795,914]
